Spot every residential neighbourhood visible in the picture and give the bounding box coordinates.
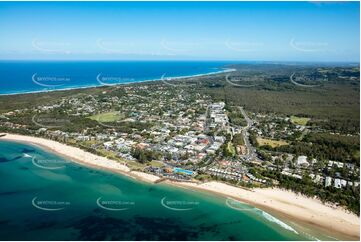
[1,82,359,195]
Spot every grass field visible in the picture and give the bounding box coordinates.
[226,142,236,156]
[127,160,147,170]
[257,137,288,148]
[89,111,123,123]
[290,116,310,126]
[149,160,164,168]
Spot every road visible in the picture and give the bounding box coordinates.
[290,72,319,88]
[239,107,260,162]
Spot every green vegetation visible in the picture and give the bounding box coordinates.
[149,160,164,168]
[290,116,310,126]
[194,173,212,181]
[257,137,288,148]
[232,133,245,146]
[130,148,162,164]
[0,86,110,113]
[227,142,236,156]
[226,105,247,126]
[265,133,360,165]
[89,111,124,123]
[202,64,360,134]
[262,169,360,215]
[127,160,147,170]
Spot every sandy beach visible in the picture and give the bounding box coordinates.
[172,181,360,240]
[1,133,359,240]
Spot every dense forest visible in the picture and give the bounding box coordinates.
[260,132,360,165]
[200,64,360,134]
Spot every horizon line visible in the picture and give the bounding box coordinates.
[0,59,359,64]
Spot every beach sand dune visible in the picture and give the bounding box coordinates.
[1,133,359,240]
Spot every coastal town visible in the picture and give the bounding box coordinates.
[0,1,360,241]
[0,74,359,217]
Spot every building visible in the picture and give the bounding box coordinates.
[314,174,323,184]
[328,160,344,168]
[325,176,332,187]
[296,156,309,167]
[334,178,342,189]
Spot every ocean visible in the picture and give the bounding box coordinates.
[0,140,312,241]
[0,61,234,95]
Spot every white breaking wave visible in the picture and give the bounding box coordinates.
[261,211,299,234]
[225,197,256,211]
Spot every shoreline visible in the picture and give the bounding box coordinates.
[0,68,235,96]
[170,181,359,241]
[0,133,359,240]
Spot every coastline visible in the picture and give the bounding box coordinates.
[0,68,235,96]
[0,133,359,240]
[171,181,359,241]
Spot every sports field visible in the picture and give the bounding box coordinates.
[290,116,310,126]
[257,137,288,148]
[89,111,123,123]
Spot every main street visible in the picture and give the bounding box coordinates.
[239,107,261,162]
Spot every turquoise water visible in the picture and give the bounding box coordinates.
[0,140,309,240]
[174,167,194,175]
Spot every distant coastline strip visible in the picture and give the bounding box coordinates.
[0,68,235,96]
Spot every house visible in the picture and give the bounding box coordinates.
[292,174,302,179]
[214,136,225,143]
[325,176,332,187]
[96,134,108,140]
[103,141,113,149]
[36,128,47,133]
[136,143,149,149]
[314,174,323,184]
[334,178,342,189]
[76,135,90,141]
[206,148,216,154]
[296,156,309,167]
[328,160,344,168]
[197,153,206,159]
[345,163,355,170]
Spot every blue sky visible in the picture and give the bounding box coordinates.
[0,1,359,62]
